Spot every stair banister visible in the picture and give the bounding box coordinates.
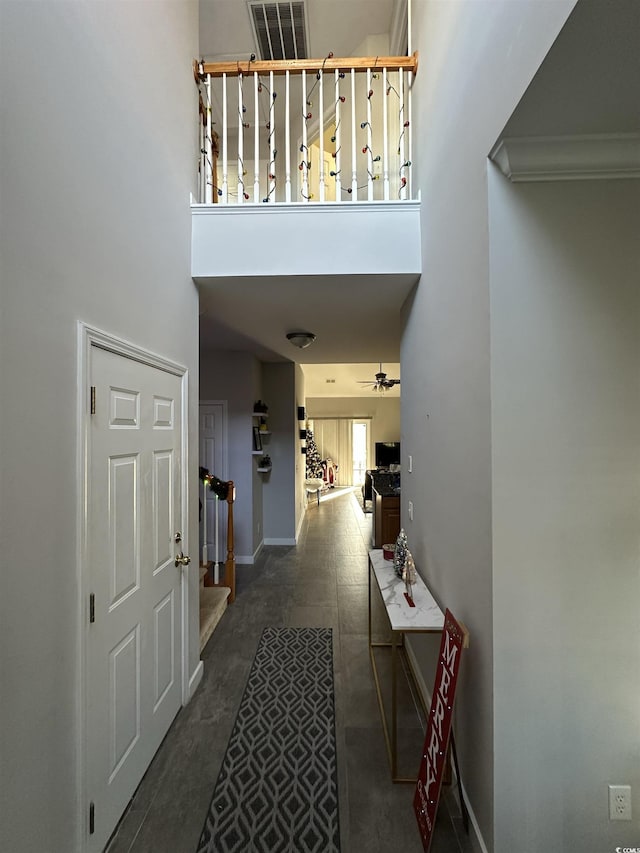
[194,53,418,205]
[225,481,236,603]
[198,54,419,76]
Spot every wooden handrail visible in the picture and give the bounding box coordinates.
[196,51,419,79]
[224,481,236,603]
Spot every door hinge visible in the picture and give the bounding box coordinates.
[90,386,96,415]
[89,593,95,624]
[89,801,95,835]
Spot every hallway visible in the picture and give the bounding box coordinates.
[107,490,472,853]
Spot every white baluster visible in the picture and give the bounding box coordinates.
[269,70,276,202]
[202,480,208,565]
[366,67,373,201]
[408,69,413,200]
[199,96,205,203]
[206,73,213,203]
[237,73,244,204]
[318,68,325,202]
[254,71,260,202]
[351,68,357,198]
[382,67,389,200]
[302,70,309,202]
[213,494,219,584]
[285,70,291,202]
[334,69,341,201]
[222,72,228,203]
[399,69,406,200]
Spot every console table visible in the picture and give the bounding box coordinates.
[368,548,444,782]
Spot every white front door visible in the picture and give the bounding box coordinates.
[199,402,226,564]
[86,345,184,851]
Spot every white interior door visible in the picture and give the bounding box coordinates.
[199,402,226,565]
[86,345,184,851]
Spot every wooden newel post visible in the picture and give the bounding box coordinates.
[225,481,236,603]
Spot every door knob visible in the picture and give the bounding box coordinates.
[175,552,191,567]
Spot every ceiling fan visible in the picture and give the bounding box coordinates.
[357,363,401,392]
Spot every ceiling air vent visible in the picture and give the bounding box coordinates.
[249,2,308,61]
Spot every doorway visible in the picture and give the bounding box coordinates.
[81,330,188,852]
[352,420,370,486]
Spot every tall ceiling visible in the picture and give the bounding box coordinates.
[199,0,396,62]
[196,0,640,389]
[197,0,408,388]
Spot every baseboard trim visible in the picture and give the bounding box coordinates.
[236,541,263,565]
[404,638,489,853]
[188,660,204,701]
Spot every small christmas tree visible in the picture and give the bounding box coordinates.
[305,428,323,479]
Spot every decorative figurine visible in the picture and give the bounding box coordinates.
[393,528,408,579]
[403,548,417,606]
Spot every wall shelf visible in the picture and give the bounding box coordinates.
[252,406,271,469]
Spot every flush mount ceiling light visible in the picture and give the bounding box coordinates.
[286,331,316,349]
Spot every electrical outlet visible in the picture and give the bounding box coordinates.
[609,785,632,821]
[408,500,413,522]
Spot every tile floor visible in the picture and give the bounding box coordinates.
[106,488,474,853]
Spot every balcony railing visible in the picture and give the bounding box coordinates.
[194,53,418,205]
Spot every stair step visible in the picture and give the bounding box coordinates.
[199,586,230,652]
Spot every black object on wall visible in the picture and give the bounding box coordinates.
[297,406,306,421]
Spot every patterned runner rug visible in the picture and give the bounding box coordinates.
[197,627,340,853]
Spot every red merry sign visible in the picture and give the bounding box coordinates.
[413,608,469,852]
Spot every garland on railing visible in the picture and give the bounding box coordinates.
[386,76,412,198]
[195,51,415,203]
[195,65,220,200]
[199,466,230,501]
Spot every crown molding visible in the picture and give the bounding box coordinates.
[490,133,640,182]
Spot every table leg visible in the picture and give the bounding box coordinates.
[391,630,398,779]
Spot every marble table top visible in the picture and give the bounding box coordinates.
[369,549,444,632]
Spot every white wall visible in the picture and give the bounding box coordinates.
[199,350,263,561]
[403,1,575,848]
[489,175,640,852]
[0,3,199,851]
[262,363,298,543]
[307,396,400,449]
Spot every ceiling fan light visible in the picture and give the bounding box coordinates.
[286,331,316,349]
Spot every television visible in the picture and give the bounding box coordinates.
[375,441,401,468]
